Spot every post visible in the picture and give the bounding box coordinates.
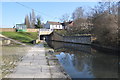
[38,29,40,40]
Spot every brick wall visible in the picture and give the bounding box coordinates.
[0,28,16,32]
[0,28,39,32]
[26,29,39,32]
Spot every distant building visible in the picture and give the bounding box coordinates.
[61,21,74,29]
[16,24,27,32]
[62,20,93,30]
[44,21,64,29]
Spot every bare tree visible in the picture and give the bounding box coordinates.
[72,7,84,20]
[91,2,118,15]
[110,2,118,14]
[29,13,32,28]
[118,1,120,46]
[29,9,36,28]
[73,18,87,29]
[69,7,90,34]
[92,10,118,46]
[84,1,119,47]
[60,13,70,22]
[24,15,30,28]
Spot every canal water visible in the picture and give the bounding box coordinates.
[47,41,119,78]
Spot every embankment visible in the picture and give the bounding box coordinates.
[47,31,91,45]
[1,32,38,45]
[47,31,119,53]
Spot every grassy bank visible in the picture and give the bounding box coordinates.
[2,32,38,44]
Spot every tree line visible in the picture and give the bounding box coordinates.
[59,2,119,47]
[24,9,43,29]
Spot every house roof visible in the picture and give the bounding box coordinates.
[47,21,61,25]
[61,21,74,27]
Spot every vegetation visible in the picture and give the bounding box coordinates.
[72,7,84,20]
[24,14,30,28]
[59,13,70,22]
[91,2,118,47]
[24,9,43,29]
[92,13,118,47]
[2,32,38,43]
[59,2,119,48]
[35,17,43,28]
[24,9,36,28]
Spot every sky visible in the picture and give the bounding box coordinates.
[1,2,98,28]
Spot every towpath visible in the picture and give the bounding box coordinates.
[4,43,69,79]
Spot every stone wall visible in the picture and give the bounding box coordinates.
[63,36,91,44]
[48,32,91,45]
[49,32,63,41]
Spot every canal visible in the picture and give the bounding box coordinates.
[47,41,119,78]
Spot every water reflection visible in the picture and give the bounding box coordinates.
[47,41,118,78]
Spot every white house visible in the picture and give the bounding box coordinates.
[44,21,64,29]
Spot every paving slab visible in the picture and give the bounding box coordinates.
[3,43,71,80]
[5,44,51,78]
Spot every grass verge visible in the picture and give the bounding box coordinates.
[2,32,38,44]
